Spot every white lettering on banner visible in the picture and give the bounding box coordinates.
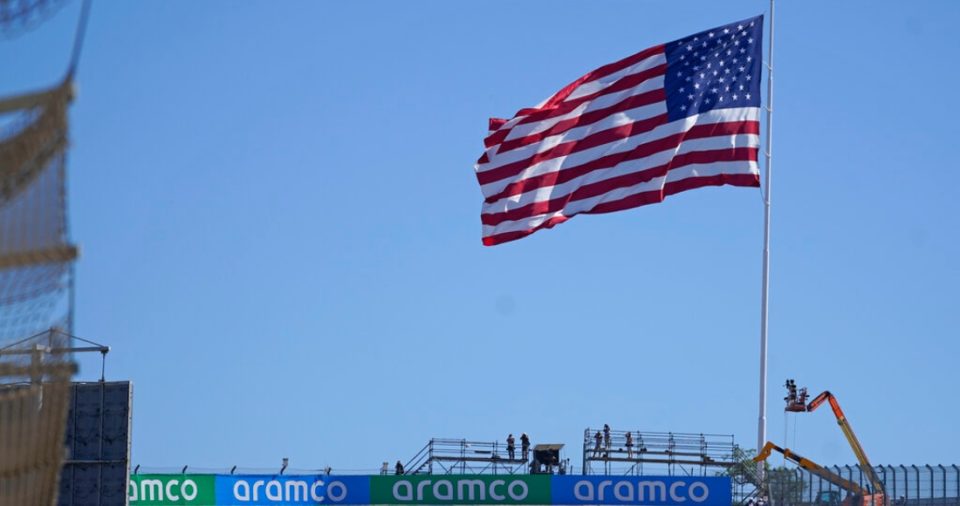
[183,480,198,501]
[166,480,180,501]
[690,482,709,502]
[433,481,453,501]
[574,480,593,501]
[391,479,530,502]
[235,481,251,501]
[670,482,687,503]
[417,480,432,500]
[638,481,667,502]
[286,481,308,502]
[230,479,343,502]
[598,480,613,501]
[141,480,163,501]
[328,481,348,502]
[571,479,711,503]
[129,479,199,502]
[459,480,485,501]
[614,481,633,501]
[508,480,529,500]
[267,480,283,501]
[394,481,413,501]
[490,480,506,501]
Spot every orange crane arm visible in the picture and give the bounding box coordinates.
[754,441,870,497]
[806,391,885,495]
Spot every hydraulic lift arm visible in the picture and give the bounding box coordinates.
[805,391,885,496]
[754,441,871,498]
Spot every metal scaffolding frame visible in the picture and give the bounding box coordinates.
[581,428,739,476]
[400,438,531,476]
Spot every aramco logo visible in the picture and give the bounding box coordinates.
[572,479,711,503]
[129,478,200,502]
[231,478,349,502]
[391,478,530,502]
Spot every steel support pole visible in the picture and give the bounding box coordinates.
[757,0,776,463]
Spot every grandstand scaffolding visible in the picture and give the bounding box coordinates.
[582,428,739,476]
[400,438,534,476]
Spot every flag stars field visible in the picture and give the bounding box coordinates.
[670,19,759,118]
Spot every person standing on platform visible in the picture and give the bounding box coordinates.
[520,433,530,461]
[603,424,611,453]
[625,431,634,459]
[593,430,602,457]
[507,433,516,460]
[395,460,404,475]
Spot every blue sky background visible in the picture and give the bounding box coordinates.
[2,0,958,472]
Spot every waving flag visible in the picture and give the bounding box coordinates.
[475,16,764,246]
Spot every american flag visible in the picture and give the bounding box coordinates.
[475,16,764,246]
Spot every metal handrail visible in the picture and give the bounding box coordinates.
[404,438,536,476]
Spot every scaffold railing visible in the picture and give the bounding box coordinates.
[402,438,531,476]
[582,427,739,476]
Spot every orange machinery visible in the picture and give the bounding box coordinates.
[754,381,886,506]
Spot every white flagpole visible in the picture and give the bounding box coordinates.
[758,0,775,463]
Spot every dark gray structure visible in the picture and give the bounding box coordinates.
[58,381,133,506]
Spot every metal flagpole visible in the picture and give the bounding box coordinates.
[758,0,776,463]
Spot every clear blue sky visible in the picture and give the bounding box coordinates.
[3,0,958,472]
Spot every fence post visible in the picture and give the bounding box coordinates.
[901,465,909,501]
[835,466,844,500]
[888,465,896,502]
[880,466,886,497]
[795,468,803,504]
[937,464,945,501]
[911,465,920,501]
[953,465,959,500]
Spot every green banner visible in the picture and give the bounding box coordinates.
[129,474,216,505]
[370,475,551,504]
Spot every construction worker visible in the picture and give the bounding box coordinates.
[625,431,634,459]
[593,431,602,457]
[520,433,530,461]
[507,434,516,460]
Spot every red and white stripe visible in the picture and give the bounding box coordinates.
[475,44,760,246]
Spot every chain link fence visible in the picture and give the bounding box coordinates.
[765,464,960,506]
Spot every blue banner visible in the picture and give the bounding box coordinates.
[213,475,370,505]
[551,476,731,506]
[131,473,732,505]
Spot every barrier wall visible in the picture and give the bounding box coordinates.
[129,474,731,506]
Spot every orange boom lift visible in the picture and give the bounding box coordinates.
[754,380,886,506]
